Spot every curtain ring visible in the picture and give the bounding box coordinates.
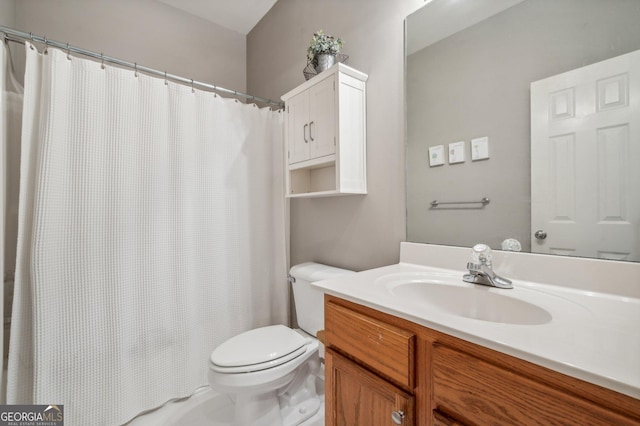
[191,79,195,93]
[43,36,48,54]
[28,32,35,50]
[164,71,168,86]
[66,42,71,60]
[100,52,105,70]
[134,62,138,78]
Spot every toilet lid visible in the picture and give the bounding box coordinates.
[210,325,309,369]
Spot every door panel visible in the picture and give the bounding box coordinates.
[531,49,640,260]
[287,91,309,164]
[309,76,336,159]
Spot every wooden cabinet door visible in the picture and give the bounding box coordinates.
[286,90,309,164]
[308,75,336,159]
[326,349,415,426]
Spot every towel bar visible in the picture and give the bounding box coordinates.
[430,197,490,208]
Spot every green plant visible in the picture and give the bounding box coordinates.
[307,30,344,62]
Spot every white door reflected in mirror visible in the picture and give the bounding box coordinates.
[530,49,640,261]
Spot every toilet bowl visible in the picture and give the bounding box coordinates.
[208,262,354,426]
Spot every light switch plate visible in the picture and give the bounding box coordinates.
[428,145,445,167]
[471,136,490,161]
[448,141,465,164]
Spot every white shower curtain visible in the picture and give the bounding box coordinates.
[7,43,287,425]
[2,40,24,403]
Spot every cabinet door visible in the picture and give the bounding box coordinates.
[326,349,415,426]
[308,75,336,159]
[286,90,310,164]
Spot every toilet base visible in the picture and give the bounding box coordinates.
[281,397,321,426]
[226,356,323,426]
[234,391,283,426]
[279,357,322,426]
[230,385,322,426]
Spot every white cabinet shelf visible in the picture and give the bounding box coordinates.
[281,63,367,198]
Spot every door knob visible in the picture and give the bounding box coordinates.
[391,410,405,424]
[534,230,547,240]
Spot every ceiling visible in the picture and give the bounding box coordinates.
[157,0,278,35]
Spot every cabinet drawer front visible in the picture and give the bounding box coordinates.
[432,344,637,426]
[325,301,415,389]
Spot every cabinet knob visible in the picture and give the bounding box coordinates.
[391,410,405,424]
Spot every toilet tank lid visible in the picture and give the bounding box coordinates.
[289,262,355,282]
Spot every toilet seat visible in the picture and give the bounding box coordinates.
[210,325,312,373]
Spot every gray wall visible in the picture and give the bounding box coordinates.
[406,0,640,251]
[0,0,15,27]
[248,0,424,271]
[1,0,246,92]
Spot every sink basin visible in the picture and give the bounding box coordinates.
[389,282,552,325]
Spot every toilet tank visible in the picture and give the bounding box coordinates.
[289,262,355,337]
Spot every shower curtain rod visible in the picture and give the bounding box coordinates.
[0,25,284,108]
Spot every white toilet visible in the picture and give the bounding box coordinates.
[208,262,354,426]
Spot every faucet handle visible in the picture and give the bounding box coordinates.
[471,243,492,266]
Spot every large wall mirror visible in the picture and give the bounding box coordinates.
[406,0,640,262]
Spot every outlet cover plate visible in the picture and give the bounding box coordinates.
[448,141,465,164]
[471,136,490,161]
[428,145,445,167]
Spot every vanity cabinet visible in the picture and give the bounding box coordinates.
[324,295,640,426]
[325,298,416,425]
[281,64,367,197]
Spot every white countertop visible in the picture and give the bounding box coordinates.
[312,243,640,400]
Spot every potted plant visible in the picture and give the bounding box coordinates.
[307,30,344,73]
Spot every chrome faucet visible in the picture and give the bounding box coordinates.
[463,244,513,289]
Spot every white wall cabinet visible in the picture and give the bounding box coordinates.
[281,64,367,197]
